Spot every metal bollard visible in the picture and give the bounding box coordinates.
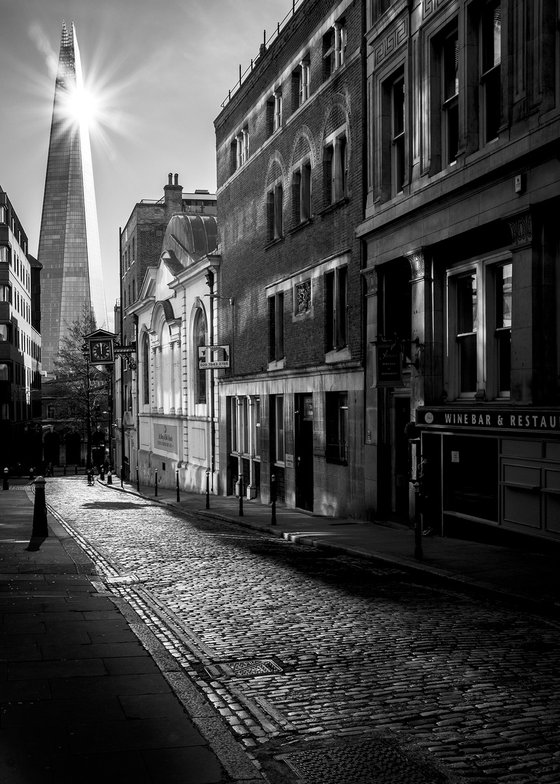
[154,468,158,497]
[3,467,9,491]
[176,469,180,502]
[63,465,67,476]
[107,470,112,485]
[136,466,140,493]
[75,464,78,475]
[205,468,210,509]
[271,473,277,526]
[32,476,48,538]
[238,474,244,517]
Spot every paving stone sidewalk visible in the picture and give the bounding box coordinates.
[0,482,264,784]
[110,475,560,615]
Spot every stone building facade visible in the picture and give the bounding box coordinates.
[358,0,560,539]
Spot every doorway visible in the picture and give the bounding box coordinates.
[295,394,314,511]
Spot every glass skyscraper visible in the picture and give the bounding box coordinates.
[38,21,108,374]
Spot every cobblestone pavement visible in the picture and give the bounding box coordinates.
[44,478,560,783]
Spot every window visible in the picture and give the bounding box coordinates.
[391,72,406,194]
[323,21,347,79]
[325,266,348,352]
[232,126,250,171]
[480,2,501,142]
[455,272,478,394]
[326,392,348,463]
[292,160,311,225]
[266,183,283,242]
[240,397,249,454]
[438,25,459,166]
[230,397,238,453]
[194,309,207,404]
[271,395,285,463]
[273,91,282,132]
[268,292,284,362]
[142,335,150,405]
[0,363,10,382]
[494,262,512,395]
[252,396,261,458]
[0,324,9,342]
[0,246,9,264]
[267,91,283,135]
[447,258,512,399]
[292,58,310,110]
[324,131,348,206]
[0,284,11,303]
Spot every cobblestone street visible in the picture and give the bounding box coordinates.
[45,478,560,783]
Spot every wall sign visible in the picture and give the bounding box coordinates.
[153,424,178,453]
[417,408,560,434]
[376,341,403,387]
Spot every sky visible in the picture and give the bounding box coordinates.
[0,0,295,321]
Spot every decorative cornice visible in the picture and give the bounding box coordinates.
[371,15,408,70]
[423,0,451,20]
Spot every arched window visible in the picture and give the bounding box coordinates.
[194,309,207,404]
[142,334,150,405]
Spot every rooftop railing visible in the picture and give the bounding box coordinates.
[220,0,305,109]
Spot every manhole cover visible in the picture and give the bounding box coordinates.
[278,735,448,784]
[207,658,284,678]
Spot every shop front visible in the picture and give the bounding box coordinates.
[417,407,560,541]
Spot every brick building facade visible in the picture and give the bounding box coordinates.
[214,0,367,516]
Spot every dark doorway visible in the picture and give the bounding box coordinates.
[65,432,81,464]
[295,394,314,511]
[43,431,60,466]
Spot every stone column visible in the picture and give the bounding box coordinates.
[406,249,437,410]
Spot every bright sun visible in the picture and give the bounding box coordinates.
[64,84,99,126]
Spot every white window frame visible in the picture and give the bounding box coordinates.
[446,253,512,401]
[324,125,348,205]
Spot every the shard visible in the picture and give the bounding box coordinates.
[38,21,108,374]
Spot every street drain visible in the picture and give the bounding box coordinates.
[207,658,284,678]
[277,735,449,784]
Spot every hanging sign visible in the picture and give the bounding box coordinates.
[198,345,230,369]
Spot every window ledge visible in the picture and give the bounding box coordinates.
[325,346,351,364]
[288,217,313,235]
[264,236,285,250]
[319,197,349,217]
[267,358,286,372]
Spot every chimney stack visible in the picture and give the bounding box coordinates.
[164,172,182,216]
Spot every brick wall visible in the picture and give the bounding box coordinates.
[215,0,364,379]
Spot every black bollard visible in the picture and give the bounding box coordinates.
[107,470,112,485]
[154,468,158,497]
[176,469,180,502]
[75,464,78,475]
[205,468,210,509]
[3,467,9,491]
[136,466,140,493]
[271,473,277,526]
[238,474,244,517]
[32,476,48,538]
[63,465,67,476]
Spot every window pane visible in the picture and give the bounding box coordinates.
[496,262,512,329]
[459,333,477,393]
[457,273,477,333]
